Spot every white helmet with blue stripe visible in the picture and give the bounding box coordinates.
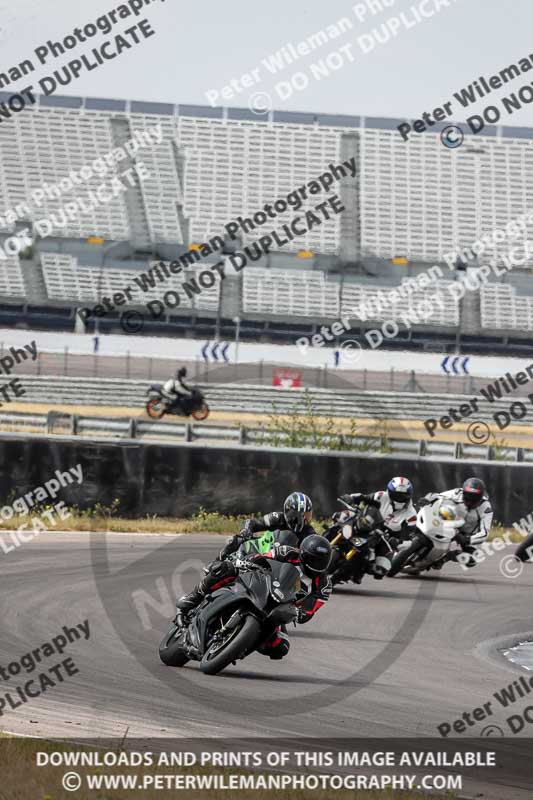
[387,476,413,507]
[283,492,313,533]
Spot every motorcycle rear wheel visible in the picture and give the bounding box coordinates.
[192,402,209,421]
[159,623,190,667]
[388,536,425,577]
[200,615,261,675]
[146,398,166,419]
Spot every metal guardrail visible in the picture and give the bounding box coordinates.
[0,409,530,463]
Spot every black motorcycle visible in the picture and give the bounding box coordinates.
[323,499,396,586]
[159,558,299,675]
[145,384,209,420]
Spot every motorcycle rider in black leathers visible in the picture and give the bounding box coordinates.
[177,493,314,613]
[162,366,193,410]
[234,491,315,551]
[176,494,329,659]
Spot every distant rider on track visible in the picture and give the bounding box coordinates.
[161,366,193,410]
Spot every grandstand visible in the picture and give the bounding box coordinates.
[1,93,533,351]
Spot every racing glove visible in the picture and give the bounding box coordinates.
[238,523,255,541]
[240,554,271,570]
[455,531,471,549]
[273,543,298,557]
[234,557,256,571]
[297,608,313,624]
[340,493,358,505]
[219,535,240,560]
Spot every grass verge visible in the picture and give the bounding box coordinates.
[0,501,526,545]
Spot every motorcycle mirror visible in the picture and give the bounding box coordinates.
[337,497,357,511]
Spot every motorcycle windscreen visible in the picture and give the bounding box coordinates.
[238,569,271,608]
[268,561,300,601]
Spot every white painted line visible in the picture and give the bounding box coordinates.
[18,530,186,538]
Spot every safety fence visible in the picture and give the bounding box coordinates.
[0,409,530,463]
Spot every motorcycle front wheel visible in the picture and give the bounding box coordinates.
[388,536,426,577]
[192,402,209,421]
[200,615,261,675]
[146,398,166,419]
[159,623,190,667]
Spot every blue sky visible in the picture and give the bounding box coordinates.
[1,0,533,126]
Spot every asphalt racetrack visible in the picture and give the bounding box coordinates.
[1,532,533,797]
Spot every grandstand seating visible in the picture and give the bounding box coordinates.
[0,110,131,241]
[41,254,220,311]
[341,279,459,326]
[174,116,342,254]
[0,255,25,297]
[243,268,340,317]
[2,94,533,340]
[480,283,533,330]
[128,114,185,243]
[1,96,533,267]
[241,270,459,324]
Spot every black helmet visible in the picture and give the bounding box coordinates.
[283,492,312,533]
[299,534,331,575]
[176,366,187,379]
[462,477,486,510]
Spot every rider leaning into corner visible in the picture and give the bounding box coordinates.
[235,491,315,549]
[340,476,417,538]
[176,493,332,659]
[338,477,417,576]
[419,477,493,568]
[161,366,193,407]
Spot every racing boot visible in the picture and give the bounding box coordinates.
[257,626,290,660]
[444,550,476,568]
[175,587,204,626]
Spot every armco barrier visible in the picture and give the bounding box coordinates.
[0,433,527,525]
[0,410,529,462]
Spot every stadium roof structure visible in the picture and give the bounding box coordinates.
[2,91,533,140]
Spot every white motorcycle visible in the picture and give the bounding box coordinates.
[388,500,465,577]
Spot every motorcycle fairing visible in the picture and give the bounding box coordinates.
[188,561,300,656]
